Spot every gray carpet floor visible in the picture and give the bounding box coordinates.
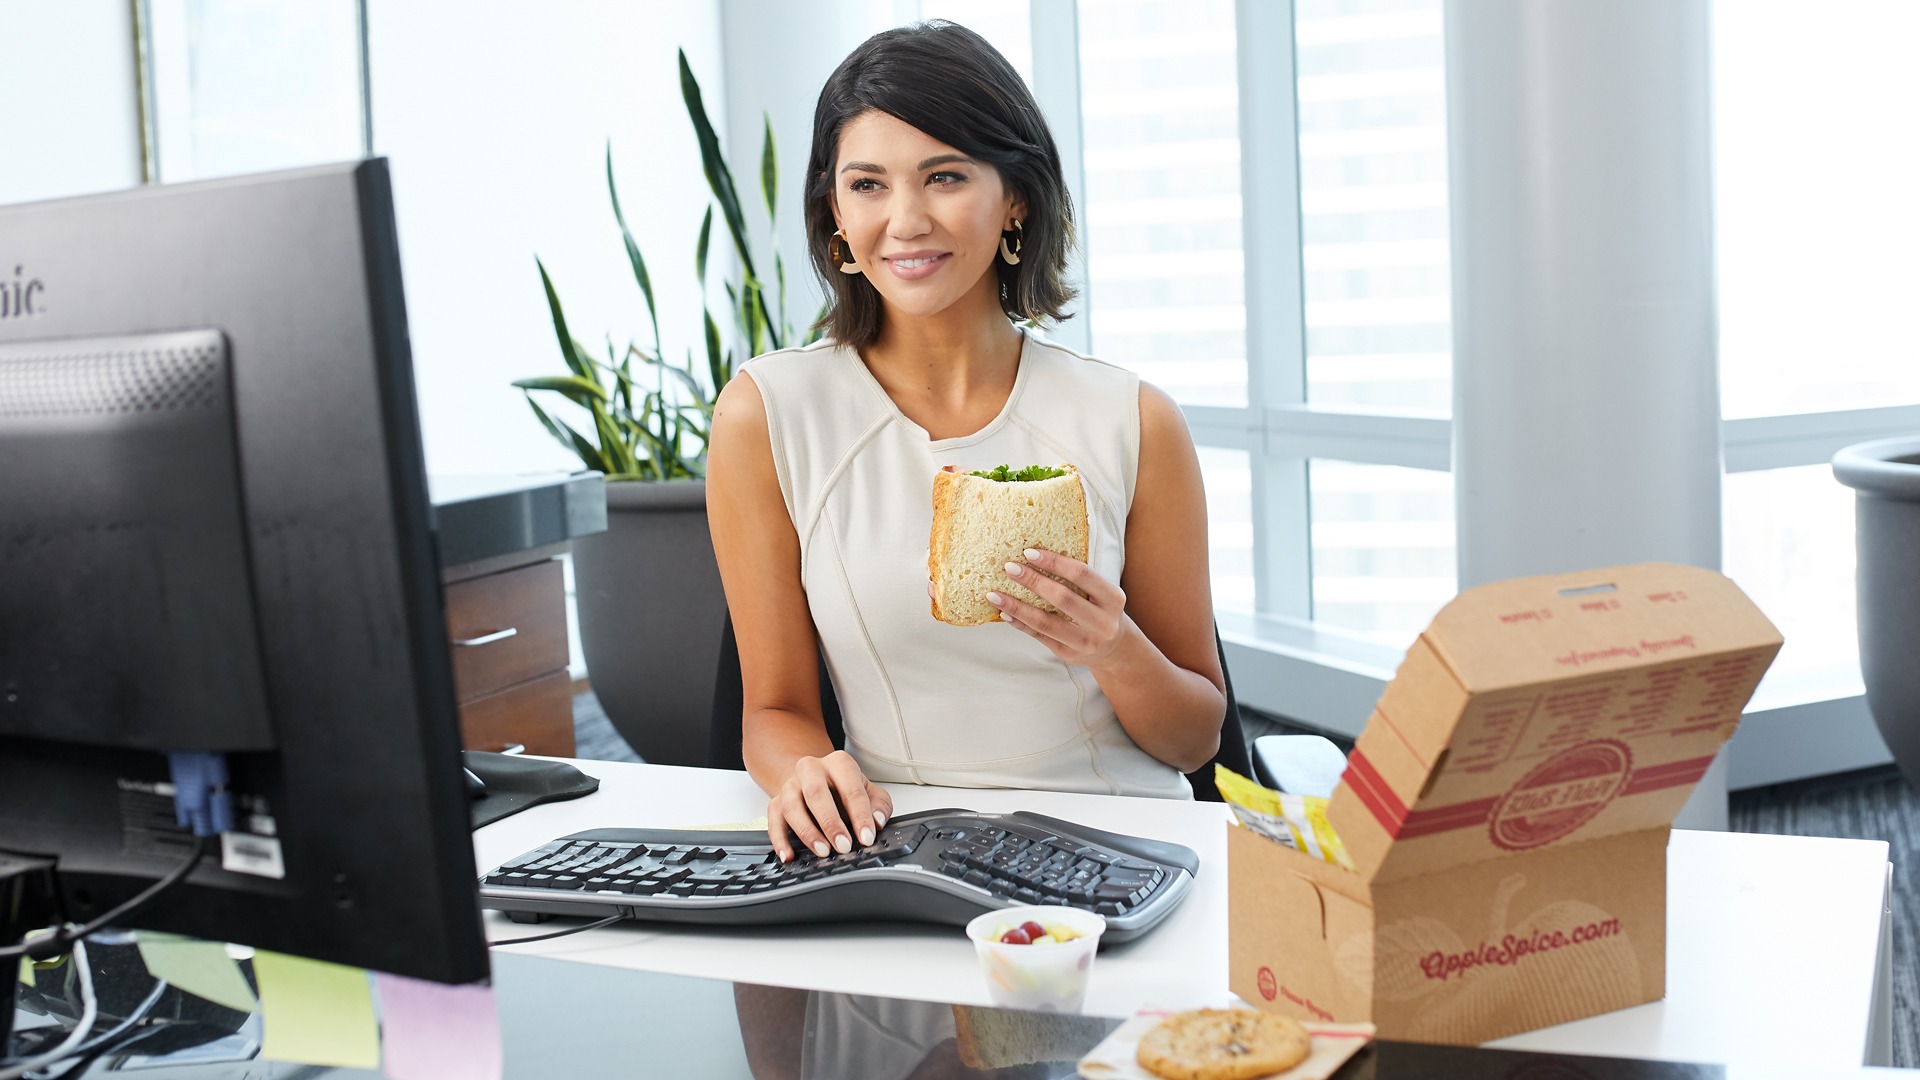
[573,691,1914,1065]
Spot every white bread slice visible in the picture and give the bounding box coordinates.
[928,464,1089,627]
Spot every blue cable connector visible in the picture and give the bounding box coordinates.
[166,751,233,837]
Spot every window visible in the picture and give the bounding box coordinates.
[140,0,366,183]
[1063,0,1454,704]
[1713,0,1920,700]
[1078,0,1247,409]
[1296,0,1450,414]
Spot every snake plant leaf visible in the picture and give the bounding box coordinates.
[753,287,779,355]
[526,397,608,473]
[604,339,633,415]
[536,258,590,379]
[679,49,755,279]
[704,310,725,394]
[512,374,610,410]
[634,403,677,481]
[775,252,789,347]
[695,206,713,286]
[631,349,707,409]
[588,398,636,477]
[525,395,579,455]
[760,113,778,225]
[606,145,663,355]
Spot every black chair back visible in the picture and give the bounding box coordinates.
[707,614,1250,802]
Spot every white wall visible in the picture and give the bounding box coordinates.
[368,2,729,476]
[0,0,142,206]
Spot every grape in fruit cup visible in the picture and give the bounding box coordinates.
[964,905,1107,1012]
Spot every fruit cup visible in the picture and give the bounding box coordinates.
[964,905,1107,1012]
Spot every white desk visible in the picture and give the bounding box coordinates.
[474,760,1893,1069]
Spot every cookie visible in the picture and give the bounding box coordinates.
[1135,1009,1311,1080]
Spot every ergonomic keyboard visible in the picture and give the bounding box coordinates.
[477,808,1198,943]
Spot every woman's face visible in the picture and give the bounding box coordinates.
[830,109,1023,322]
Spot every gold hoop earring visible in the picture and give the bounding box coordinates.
[999,220,1024,266]
[832,229,863,275]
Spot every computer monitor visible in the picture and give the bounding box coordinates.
[0,161,487,988]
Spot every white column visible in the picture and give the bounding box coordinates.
[1445,0,1729,828]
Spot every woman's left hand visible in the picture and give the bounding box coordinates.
[989,548,1129,667]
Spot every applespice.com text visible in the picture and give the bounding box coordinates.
[1419,919,1623,982]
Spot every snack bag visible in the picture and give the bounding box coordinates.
[1214,765,1354,870]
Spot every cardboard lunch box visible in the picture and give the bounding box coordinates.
[1228,563,1783,1045]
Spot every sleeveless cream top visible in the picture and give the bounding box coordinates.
[741,329,1192,800]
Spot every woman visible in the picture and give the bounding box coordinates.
[708,21,1225,866]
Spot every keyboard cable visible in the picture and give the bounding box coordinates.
[489,913,624,948]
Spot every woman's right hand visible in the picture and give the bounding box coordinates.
[766,749,895,863]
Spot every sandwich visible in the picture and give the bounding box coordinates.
[928,464,1088,627]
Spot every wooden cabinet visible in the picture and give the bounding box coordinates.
[442,549,574,757]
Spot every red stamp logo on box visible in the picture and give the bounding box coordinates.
[1256,966,1277,1001]
[1490,740,1632,851]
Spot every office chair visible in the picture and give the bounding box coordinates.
[707,614,1252,802]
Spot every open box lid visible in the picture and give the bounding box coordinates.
[1326,563,1783,883]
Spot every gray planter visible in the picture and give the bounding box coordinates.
[1833,436,1920,789]
[572,479,726,766]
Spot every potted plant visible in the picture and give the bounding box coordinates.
[1833,436,1920,789]
[518,51,821,765]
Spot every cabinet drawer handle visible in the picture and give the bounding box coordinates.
[452,627,518,647]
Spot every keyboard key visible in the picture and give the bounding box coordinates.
[1012,887,1042,904]
[661,849,694,865]
[1096,901,1126,916]
[963,870,993,888]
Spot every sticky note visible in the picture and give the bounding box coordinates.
[135,932,258,1013]
[17,957,29,986]
[374,973,502,1080]
[253,950,380,1069]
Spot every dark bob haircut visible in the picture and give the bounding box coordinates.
[805,21,1077,348]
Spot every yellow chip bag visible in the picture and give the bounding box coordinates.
[1214,765,1355,870]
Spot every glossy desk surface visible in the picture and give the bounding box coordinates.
[427,471,606,569]
[474,760,1893,1069]
[28,946,1892,1079]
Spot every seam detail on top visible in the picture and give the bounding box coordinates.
[845,711,1123,771]
[797,412,894,571]
[824,513,920,783]
[1124,373,1142,513]
[1013,411,1121,530]
[1066,665,1121,795]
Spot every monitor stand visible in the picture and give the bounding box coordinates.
[1,851,62,1053]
